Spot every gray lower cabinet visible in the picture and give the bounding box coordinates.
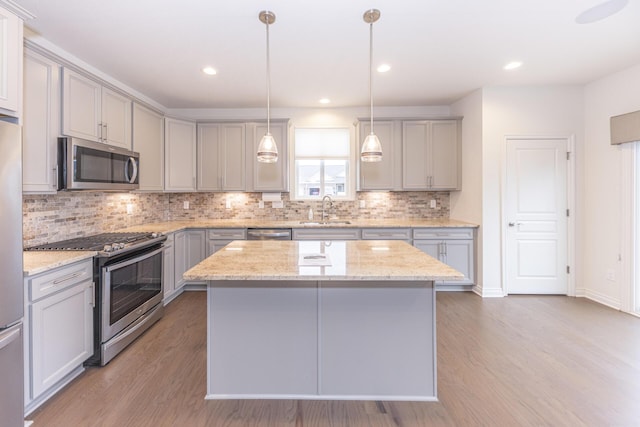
[207,228,247,256]
[413,228,475,286]
[176,230,207,288]
[24,258,94,414]
[163,232,176,303]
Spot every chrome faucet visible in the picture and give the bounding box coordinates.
[321,195,333,221]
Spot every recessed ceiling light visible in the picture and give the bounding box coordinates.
[504,61,523,71]
[202,66,217,75]
[319,98,331,104]
[575,0,628,24]
[377,64,391,73]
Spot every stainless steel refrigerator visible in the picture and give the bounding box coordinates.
[0,120,24,427]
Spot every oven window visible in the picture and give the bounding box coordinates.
[108,250,162,325]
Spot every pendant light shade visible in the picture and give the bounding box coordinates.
[258,10,278,163]
[361,9,382,163]
[361,133,382,162]
[257,132,277,163]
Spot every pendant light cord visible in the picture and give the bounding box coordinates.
[369,20,374,134]
[266,18,271,135]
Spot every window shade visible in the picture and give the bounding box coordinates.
[295,128,350,157]
[611,110,640,145]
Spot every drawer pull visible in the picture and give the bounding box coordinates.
[52,271,84,285]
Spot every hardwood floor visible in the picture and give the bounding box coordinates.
[28,291,640,426]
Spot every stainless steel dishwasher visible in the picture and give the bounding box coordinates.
[246,228,292,240]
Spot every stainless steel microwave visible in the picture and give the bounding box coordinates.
[57,137,140,191]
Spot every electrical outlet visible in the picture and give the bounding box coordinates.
[259,201,265,209]
[359,200,366,208]
[226,200,232,209]
[183,201,189,210]
[430,199,437,209]
[126,203,134,215]
[606,269,616,281]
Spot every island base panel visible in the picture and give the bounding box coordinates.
[207,280,436,400]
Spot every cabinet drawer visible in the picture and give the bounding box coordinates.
[207,228,247,240]
[361,228,411,240]
[412,227,474,240]
[28,259,93,302]
[293,228,361,240]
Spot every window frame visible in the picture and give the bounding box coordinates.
[290,126,357,201]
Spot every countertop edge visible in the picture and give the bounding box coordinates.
[23,251,97,277]
[120,219,479,235]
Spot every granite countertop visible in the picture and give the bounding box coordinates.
[120,218,478,234]
[184,240,463,282]
[23,251,96,277]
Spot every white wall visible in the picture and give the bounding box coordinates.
[583,63,640,310]
[480,86,584,296]
[450,90,484,293]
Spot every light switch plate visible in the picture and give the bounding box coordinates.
[259,201,265,209]
[183,201,189,210]
[430,199,437,209]
[359,200,366,208]
[272,201,284,209]
[226,200,232,209]
[126,203,134,215]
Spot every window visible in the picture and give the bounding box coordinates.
[292,128,355,200]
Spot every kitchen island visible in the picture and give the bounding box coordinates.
[184,240,463,401]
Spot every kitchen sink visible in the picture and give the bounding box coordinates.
[299,221,351,225]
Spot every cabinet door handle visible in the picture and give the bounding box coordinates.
[103,124,108,142]
[53,165,58,189]
[98,122,103,140]
[89,282,95,307]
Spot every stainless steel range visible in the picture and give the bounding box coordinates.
[26,232,166,365]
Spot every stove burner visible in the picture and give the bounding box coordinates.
[25,232,164,255]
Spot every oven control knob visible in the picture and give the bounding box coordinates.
[103,245,113,252]
[151,232,160,238]
[116,243,125,250]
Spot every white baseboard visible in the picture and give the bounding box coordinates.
[580,288,621,311]
[473,285,504,298]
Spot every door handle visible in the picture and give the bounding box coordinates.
[508,222,523,227]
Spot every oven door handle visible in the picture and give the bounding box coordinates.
[104,246,164,273]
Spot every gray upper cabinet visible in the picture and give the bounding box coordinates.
[197,123,246,191]
[247,120,289,192]
[132,103,164,191]
[62,68,132,149]
[358,120,396,190]
[0,4,22,115]
[23,49,60,194]
[402,120,460,191]
[164,117,197,191]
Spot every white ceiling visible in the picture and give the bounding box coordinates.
[14,0,640,109]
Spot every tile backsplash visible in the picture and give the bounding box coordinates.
[22,191,449,247]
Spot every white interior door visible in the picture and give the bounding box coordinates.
[505,138,568,294]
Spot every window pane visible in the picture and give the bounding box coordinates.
[324,160,348,196]
[296,160,321,198]
[295,128,350,157]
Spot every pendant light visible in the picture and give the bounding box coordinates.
[257,10,278,163]
[361,9,382,163]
